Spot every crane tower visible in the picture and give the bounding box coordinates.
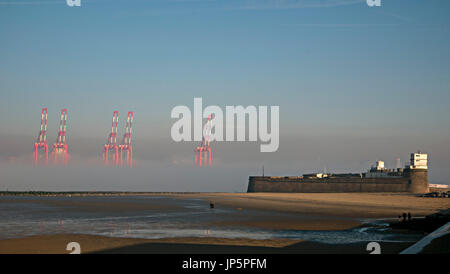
[52,109,68,165]
[119,111,134,167]
[103,111,119,166]
[194,114,213,167]
[33,108,48,165]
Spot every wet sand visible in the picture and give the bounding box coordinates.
[0,198,184,213]
[211,218,361,231]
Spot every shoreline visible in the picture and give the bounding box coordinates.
[2,192,448,217]
[1,192,448,231]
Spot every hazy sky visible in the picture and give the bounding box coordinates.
[0,0,449,191]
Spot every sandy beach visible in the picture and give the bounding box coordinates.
[0,192,448,254]
[169,192,449,218]
[167,192,450,230]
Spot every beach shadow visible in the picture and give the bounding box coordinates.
[94,241,413,254]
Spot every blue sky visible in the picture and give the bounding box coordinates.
[0,0,449,191]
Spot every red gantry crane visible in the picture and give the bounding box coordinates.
[194,114,212,167]
[33,108,48,165]
[52,109,68,165]
[103,111,119,166]
[119,111,134,167]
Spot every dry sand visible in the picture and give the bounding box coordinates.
[165,192,449,218]
[164,192,450,230]
[0,234,414,254]
[0,234,301,254]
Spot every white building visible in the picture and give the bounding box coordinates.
[409,152,428,170]
[365,160,392,178]
[376,160,385,170]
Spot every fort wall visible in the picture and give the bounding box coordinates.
[247,169,429,193]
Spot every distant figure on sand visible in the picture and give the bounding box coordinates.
[408,212,412,221]
[402,212,407,222]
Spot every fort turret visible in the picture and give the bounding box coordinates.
[404,152,429,193]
